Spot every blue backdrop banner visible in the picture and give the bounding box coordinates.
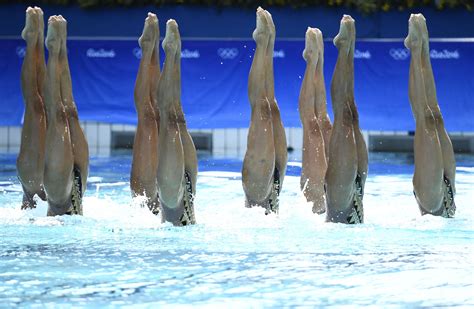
[0,38,473,131]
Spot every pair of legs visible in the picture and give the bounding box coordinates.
[325,15,368,224]
[17,7,47,209]
[130,13,161,214]
[155,19,197,226]
[299,27,333,214]
[242,7,288,214]
[43,15,89,216]
[404,14,456,217]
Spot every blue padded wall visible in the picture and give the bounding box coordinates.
[1,38,473,131]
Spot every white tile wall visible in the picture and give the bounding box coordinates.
[1,124,473,155]
[111,124,125,131]
[8,127,21,147]
[84,122,98,149]
[123,125,136,132]
[212,129,226,153]
[0,127,8,147]
[224,129,239,150]
[289,127,303,150]
[98,123,111,149]
[285,127,291,146]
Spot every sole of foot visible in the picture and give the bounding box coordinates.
[252,7,270,45]
[45,15,63,54]
[333,15,355,55]
[22,7,38,43]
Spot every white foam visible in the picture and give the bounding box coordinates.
[0,169,472,233]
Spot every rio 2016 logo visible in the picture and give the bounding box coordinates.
[217,48,238,59]
[389,48,410,60]
[389,48,460,60]
[16,46,26,58]
[87,48,116,58]
[133,48,199,59]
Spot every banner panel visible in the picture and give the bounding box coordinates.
[1,38,472,131]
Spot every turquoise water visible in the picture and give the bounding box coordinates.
[0,152,473,307]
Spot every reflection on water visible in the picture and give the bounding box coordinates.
[0,153,473,307]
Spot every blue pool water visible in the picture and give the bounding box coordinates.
[0,152,473,307]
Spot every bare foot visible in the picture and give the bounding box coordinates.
[417,14,431,55]
[45,16,62,55]
[149,13,160,63]
[162,19,180,56]
[21,7,38,44]
[33,7,44,46]
[252,7,269,45]
[139,12,158,56]
[404,14,423,51]
[314,28,324,62]
[263,9,275,44]
[333,15,355,55]
[56,15,68,52]
[303,27,319,65]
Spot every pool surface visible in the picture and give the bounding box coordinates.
[0,152,473,307]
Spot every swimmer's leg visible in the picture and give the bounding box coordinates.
[242,8,275,211]
[345,21,368,196]
[313,29,332,158]
[419,16,456,195]
[34,7,46,102]
[299,28,327,214]
[405,14,445,216]
[325,16,359,223]
[263,10,287,192]
[43,16,74,216]
[171,30,198,224]
[17,7,47,209]
[130,13,160,214]
[156,20,186,225]
[57,15,89,204]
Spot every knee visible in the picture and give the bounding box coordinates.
[64,104,79,119]
[340,105,354,127]
[422,111,437,130]
[430,109,444,125]
[305,117,321,133]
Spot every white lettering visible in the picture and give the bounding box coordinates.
[430,49,460,59]
[182,49,200,59]
[273,49,285,58]
[354,49,371,59]
[86,48,116,58]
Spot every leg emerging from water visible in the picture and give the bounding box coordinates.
[17,7,47,209]
[242,8,276,214]
[263,10,287,211]
[345,19,368,199]
[299,28,327,214]
[156,20,188,225]
[173,33,198,224]
[419,16,456,213]
[58,16,89,215]
[131,13,160,214]
[405,14,449,217]
[325,15,361,224]
[313,29,332,158]
[43,16,75,216]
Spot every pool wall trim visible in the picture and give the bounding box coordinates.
[1,123,473,157]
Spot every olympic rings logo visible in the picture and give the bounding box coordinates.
[16,46,26,58]
[133,47,142,59]
[389,48,410,60]
[217,48,238,60]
